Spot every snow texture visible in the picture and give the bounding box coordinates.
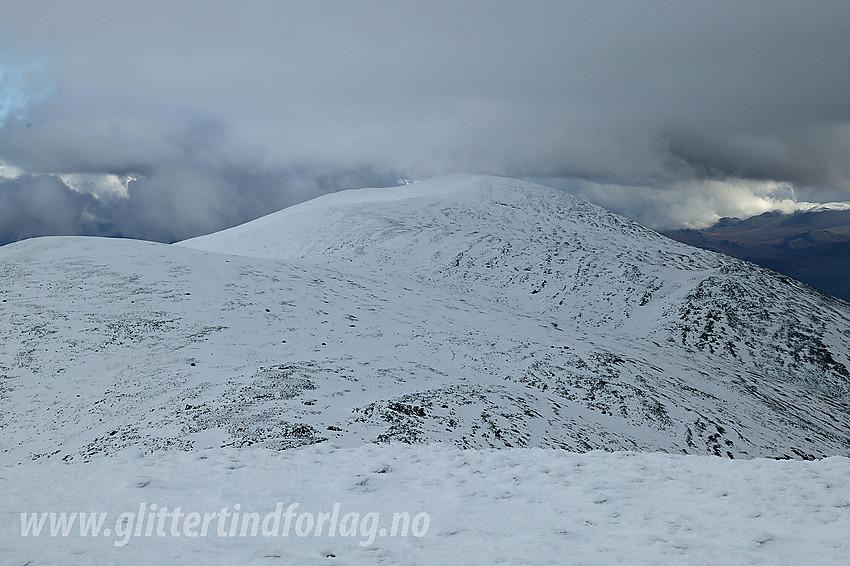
[2,175,850,564]
[3,445,850,565]
[3,175,849,462]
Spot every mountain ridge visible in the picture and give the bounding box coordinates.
[3,175,849,464]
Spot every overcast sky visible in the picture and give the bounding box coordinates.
[2,1,850,242]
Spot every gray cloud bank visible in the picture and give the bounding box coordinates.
[1,1,850,241]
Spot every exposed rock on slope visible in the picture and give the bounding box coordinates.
[3,176,849,463]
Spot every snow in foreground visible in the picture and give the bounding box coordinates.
[3,445,849,565]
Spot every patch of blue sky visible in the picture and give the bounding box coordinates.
[0,59,51,128]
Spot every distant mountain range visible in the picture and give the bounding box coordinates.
[665,208,850,302]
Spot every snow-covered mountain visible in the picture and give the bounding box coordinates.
[3,175,850,464]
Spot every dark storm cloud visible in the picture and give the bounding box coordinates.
[111,164,399,243]
[0,174,116,244]
[0,166,400,244]
[1,1,850,240]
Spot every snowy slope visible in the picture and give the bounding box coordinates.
[2,175,849,465]
[4,445,850,565]
[181,175,850,392]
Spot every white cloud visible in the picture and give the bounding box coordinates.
[58,172,138,199]
[0,160,23,179]
[549,178,824,230]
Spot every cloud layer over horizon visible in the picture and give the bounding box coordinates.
[2,1,850,241]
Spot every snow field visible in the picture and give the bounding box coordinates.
[3,445,849,565]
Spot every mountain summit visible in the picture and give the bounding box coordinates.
[3,175,849,463]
